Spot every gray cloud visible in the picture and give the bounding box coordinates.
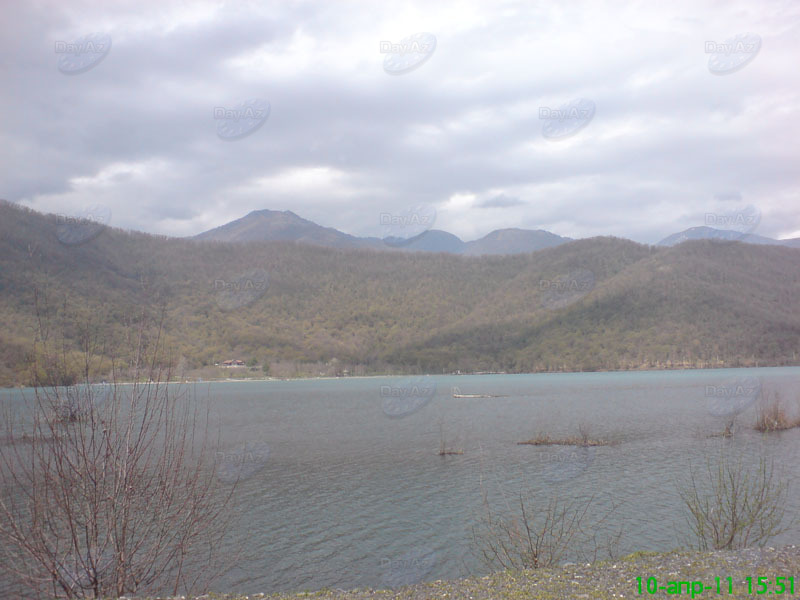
[1,0,799,244]
[477,194,525,209]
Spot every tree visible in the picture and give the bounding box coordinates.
[679,450,794,551]
[0,299,236,598]
[472,488,622,570]
[471,450,623,571]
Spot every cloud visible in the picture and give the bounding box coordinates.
[1,0,798,244]
[477,194,525,208]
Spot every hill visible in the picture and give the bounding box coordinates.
[1,200,799,386]
[464,228,570,255]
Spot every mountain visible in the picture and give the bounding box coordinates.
[193,209,383,249]
[193,209,570,255]
[464,228,571,255]
[387,229,466,253]
[1,200,800,387]
[197,210,800,255]
[657,226,799,248]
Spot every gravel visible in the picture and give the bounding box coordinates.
[116,545,800,600]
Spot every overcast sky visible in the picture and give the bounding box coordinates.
[2,0,798,244]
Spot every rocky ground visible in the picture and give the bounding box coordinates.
[117,545,800,600]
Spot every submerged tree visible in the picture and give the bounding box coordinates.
[679,450,793,551]
[0,296,235,598]
[472,489,622,571]
[471,448,622,571]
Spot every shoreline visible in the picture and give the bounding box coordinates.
[106,545,800,600]
[2,364,800,390]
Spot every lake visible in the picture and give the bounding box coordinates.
[2,367,799,595]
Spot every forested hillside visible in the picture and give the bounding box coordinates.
[1,200,799,386]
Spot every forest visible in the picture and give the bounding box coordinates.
[1,200,799,386]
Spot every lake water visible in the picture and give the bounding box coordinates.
[2,367,800,595]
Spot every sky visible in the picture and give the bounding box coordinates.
[1,0,799,245]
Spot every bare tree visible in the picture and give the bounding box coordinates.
[0,298,236,598]
[471,448,623,572]
[679,451,794,551]
[472,488,622,570]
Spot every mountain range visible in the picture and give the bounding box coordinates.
[193,209,571,255]
[657,226,800,248]
[193,208,800,254]
[1,199,799,387]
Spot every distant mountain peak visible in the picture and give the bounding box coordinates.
[464,227,571,255]
[657,226,782,247]
[193,209,573,256]
[245,208,303,221]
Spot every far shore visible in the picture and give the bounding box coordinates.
[2,364,799,390]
